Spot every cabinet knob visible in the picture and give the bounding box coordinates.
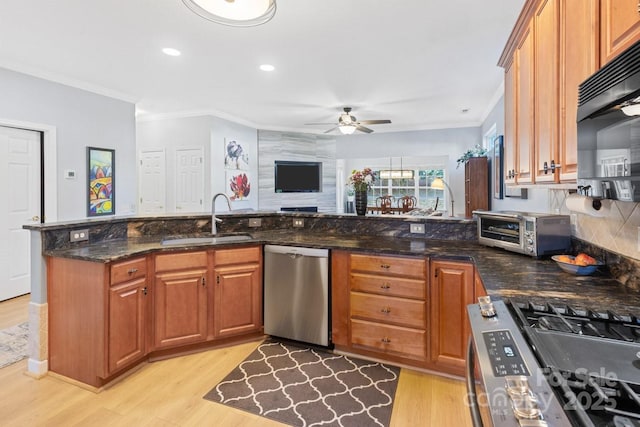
[380,283,391,289]
[381,307,391,314]
[127,268,138,275]
[381,337,391,344]
[380,264,390,270]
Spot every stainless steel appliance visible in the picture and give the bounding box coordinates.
[264,245,330,346]
[577,38,640,202]
[467,298,640,427]
[473,211,571,257]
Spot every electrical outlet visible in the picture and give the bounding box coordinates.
[70,229,89,242]
[293,218,304,228]
[249,218,262,227]
[410,223,425,234]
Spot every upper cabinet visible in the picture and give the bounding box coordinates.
[499,0,637,186]
[600,0,640,64]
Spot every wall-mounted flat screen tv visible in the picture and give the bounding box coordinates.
[274,161,322,193]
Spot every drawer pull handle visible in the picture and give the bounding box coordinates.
[381,337,391,343]
[127,268,138,275]
[381,307,391,313]
[380,264,390,269]
[380,283,391,289]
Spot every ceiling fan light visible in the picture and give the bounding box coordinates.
[182,0,276,27]
[339,124,357,135]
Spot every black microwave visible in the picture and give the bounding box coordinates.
[577,39,640,202]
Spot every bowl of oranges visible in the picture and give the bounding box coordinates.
[551,253,603,275]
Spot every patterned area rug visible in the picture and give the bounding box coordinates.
[204,340,400,427]
[0,322,28,369]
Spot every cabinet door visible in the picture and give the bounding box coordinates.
[214,262,262,337]
[504,58,518,185]
[430,260,474,375]
[534,0,560,183]
[154,268,208,349]
[601,0,640,65]
[516,24,535,184]
[108,277,147,374]
[560,0,599,182]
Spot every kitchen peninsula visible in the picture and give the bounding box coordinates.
[25,212,640,388]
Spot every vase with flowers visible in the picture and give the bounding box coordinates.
[348,168,376,216]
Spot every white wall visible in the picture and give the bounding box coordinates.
[0,67,137,221]
[336,127,482,217]
[136,115,258,213]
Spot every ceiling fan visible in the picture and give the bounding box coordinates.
[305,107,392,134]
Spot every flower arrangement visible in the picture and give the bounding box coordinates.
[348,168,376,192]
[456,144,488,168]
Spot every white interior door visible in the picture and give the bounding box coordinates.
[139,149,166,214]
[0,126,41,301]
[175,147,204,212]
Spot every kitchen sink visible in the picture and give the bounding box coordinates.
[161,234,253,246]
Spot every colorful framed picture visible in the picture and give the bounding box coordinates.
[224,139,249,170]
[87,147,115,216]
[226,170,251,201]
[493,135,504,200]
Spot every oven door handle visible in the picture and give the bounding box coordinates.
[466,336,484,427]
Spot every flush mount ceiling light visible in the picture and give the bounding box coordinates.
[182,0,277,27]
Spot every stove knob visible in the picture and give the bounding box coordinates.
[505,375,531,397]
[511,394,542,420]
[518,421,548,426]
[527,238,534,245]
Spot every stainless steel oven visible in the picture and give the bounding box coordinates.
[473,211,571,257]
[466,298,640,427]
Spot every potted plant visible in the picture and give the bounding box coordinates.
[348,168,376,216]
[456,144,487,168]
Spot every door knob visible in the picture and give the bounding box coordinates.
[31,215,40,222]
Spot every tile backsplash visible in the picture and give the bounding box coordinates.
[550,189,640,261]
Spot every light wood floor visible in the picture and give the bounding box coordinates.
[0,296,473,427]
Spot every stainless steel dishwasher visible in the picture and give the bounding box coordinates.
[264,245,329,346]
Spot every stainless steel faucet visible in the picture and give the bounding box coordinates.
[211,193,232,235]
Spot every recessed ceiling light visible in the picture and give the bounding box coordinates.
[162,48,181,57]
[259,64,275,72]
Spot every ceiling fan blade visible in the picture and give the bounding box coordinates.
[356,125,374,133]
[324,127,339,134]
[358,119,392,125]
[305,122,337,125]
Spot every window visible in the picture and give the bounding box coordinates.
[369,168,446,210]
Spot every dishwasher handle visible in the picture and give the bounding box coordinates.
[264,244,328,258]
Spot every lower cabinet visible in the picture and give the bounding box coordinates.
[332,251,483,376]
[429,259,475,376]
[213,246,263,338]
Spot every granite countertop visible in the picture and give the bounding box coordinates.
[43,230,640,315]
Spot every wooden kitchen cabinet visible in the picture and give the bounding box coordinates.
[534,0,560,183]
[504,58,518,185]
[213,246,262,338]
[153,251,208,349]
[334,252,428,363]
[47,255,149,388]
[515,23,535,184]
[108,257,148,374]
[464,157,489,217]
[429,259,475,376]
[600,0,640,65]
[559,0,599,182]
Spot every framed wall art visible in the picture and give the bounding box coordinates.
[493,135,504,200]
[87,147,115,216]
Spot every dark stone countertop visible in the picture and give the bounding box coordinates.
[43,230,640,315]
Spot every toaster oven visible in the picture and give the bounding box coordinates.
[472,211,571,257]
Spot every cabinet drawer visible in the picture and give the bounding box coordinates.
[215,246,260,266]
[155,251,208,272]
[350,273,425,299]
[110,257,146,285]
[350,254,425,278]
[351,319,426,360]
[350,292,425,329]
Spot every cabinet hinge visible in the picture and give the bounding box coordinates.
[217,275,220,284]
